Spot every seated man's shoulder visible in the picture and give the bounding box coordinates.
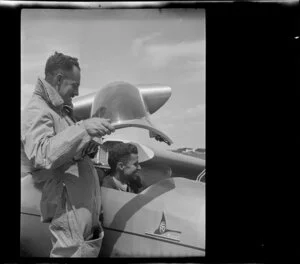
[101,175,117,190]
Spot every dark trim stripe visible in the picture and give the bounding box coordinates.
[20,213,205,253]
[21,212,41,217]
[103,226,205,252]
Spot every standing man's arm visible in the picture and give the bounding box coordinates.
[22,109,92,170]
[22,109,114,170]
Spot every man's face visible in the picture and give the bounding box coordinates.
[57,65,81,105]
[122,153,141,183]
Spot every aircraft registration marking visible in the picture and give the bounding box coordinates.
[145,211,182,242]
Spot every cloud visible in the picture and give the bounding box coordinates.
[144,40,205,68]
[186,103,205,116]
[151,104,205,129]
[173,103,205,120]
[131,32,162,56]
[185,60,205,71]
[176,71,205,87]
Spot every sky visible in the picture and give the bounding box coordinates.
[21,8,205,150]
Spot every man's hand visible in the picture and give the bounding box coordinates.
[85,140,100,158]
[83,118,115,138]
[149,131,170,145]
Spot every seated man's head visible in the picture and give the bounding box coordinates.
[108,143,141,184]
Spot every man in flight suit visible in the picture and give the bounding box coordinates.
[21,52,115,257]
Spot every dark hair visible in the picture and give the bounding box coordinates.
[45,51,80,76]
[108,143,138,174]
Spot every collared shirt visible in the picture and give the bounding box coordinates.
[101,175,138,193]
[112,176,128,192]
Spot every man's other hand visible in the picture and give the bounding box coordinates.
[85,140,100,158]
[83,118,115,138]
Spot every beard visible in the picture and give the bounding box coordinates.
[128,173,142,188]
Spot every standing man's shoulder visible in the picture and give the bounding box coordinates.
[21,95,57,140]
[22,96,52,124]
[22,95,48,115]
[22,78,60,122]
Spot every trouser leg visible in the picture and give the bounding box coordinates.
[49,186,103,257]
[49,208,83,257]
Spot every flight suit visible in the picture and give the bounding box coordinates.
[21,77,103,257]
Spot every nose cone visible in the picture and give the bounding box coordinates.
[91,81,173,145]
[138,85,172,114]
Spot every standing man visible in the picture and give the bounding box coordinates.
[21,52,115,257]
[102,143,143,193]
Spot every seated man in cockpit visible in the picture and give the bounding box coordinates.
[101,142,143,194]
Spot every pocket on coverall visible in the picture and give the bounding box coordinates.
[49,183,104,258]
